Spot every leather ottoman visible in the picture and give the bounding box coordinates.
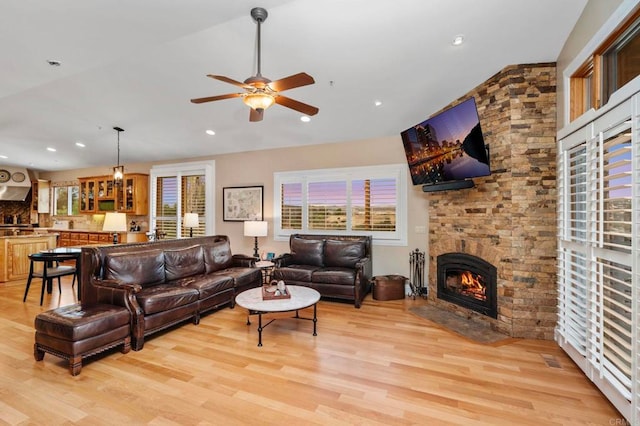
[34,303,131,376]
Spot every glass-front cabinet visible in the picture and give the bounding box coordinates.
[79,174,148,214]
[79,178,96,213]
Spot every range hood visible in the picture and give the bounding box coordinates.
[0,168,32,201]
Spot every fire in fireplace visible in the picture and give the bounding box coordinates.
[437,252,497,318]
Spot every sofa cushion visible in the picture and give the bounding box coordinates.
[210,267,261,289]
[164,245,205,281]
[324,240,365,268]
[104,250,165,287]
[203,239,233,273]
[135,284,200,315]
[311,267,357,286]
[184,274,234,299]
[290,237,324,267]
[272,265,321,283]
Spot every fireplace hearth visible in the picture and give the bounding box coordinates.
[437,253,497,318]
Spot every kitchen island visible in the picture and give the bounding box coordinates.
[0,233,57,282]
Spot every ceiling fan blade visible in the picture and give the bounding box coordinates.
[208,75,253,89]
[249,108,264,122]
[190,93,242,104]
[268,72,315,92]
[275,95,319,116]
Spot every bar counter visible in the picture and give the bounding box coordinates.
[0,234,58,282]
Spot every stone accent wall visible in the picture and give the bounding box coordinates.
[428,63,557,340]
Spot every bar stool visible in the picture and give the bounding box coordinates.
[23,252,78,305]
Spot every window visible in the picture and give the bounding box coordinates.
[53,185,79,216]
[569,10,640,121]
[150,161,215,238]
[274,164,407,245]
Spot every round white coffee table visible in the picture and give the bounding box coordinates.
[235,285,320,347]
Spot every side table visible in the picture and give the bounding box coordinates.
[255,260,275,284]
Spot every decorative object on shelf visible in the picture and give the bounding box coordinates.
[112,126,125,186]
[266,252,275,261]
[0,170,10,183]
[11,171,25,182]
[183,213,199,237]
[223,185,263,221]
[103,212,127,244]
[244,220,267,258]
[262,280,290,300]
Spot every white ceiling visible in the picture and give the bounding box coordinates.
[0,0,588,172]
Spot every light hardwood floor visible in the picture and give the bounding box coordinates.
[1,277,623,425]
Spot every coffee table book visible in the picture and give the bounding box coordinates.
[262,284,291,300]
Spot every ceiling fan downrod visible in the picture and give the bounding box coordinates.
[251,7,268,78]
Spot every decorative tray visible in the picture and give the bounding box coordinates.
[262,282,291,300]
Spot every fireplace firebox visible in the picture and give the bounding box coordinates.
[437,253,497,318]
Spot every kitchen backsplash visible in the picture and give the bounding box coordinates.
[0,200,31,224]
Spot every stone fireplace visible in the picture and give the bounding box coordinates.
[427,63,557,339]
[437,252,497,319]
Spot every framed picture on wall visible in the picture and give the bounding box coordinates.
[223,185,264,221]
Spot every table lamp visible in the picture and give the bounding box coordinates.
[183,213,199,238]
[244,220,267,258]
[103,212,128,244]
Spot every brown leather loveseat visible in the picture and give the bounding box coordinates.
[272,234,372,308]
[81,235,261,350]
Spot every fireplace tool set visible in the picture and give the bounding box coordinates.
[409,248,426,299]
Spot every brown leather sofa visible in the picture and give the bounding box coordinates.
[272,234,372,308]
[81,235,261,350]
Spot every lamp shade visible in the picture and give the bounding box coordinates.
[244,220,268,237]
[183,213,199,228]
[103,212,128,232]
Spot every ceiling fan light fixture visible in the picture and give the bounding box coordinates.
[243,92,275,110]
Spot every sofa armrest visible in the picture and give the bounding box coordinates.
[89,278,144,343]
[273,253,292,267]
[232,254,256,267]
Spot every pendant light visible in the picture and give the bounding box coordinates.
[113,126,124,185]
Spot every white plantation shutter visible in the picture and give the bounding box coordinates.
[181,175,206,237]
[156,176,178,238]
[352,178,397,232]
[281,182,302,230]
[274,164,407,245]
[557,91,639,421]
[308,181,347,230]
[151,161,215,238]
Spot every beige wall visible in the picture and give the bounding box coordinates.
[556,0,626,127]
[42,136,430,278]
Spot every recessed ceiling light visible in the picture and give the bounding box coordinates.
[205,129,215,136]
[47,59,61,66]
[374,100,382,107]
[300,116,311,123]
[75,142,85,148]
[0,155,7,159]
[46,147,56,152]
[452,35,464,46]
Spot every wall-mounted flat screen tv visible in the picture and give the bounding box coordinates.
[400,97,490,188]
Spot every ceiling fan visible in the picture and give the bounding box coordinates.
[190,7,319,122]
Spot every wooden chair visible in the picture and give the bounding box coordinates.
[23,252,78,305]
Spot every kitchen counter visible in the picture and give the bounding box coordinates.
[0,234,58,282]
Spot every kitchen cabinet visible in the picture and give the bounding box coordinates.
[30,180,50,214]
[79,178,96,213]
[53,230,126,247]
[0,234,57,282]
[78,173,148,215]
